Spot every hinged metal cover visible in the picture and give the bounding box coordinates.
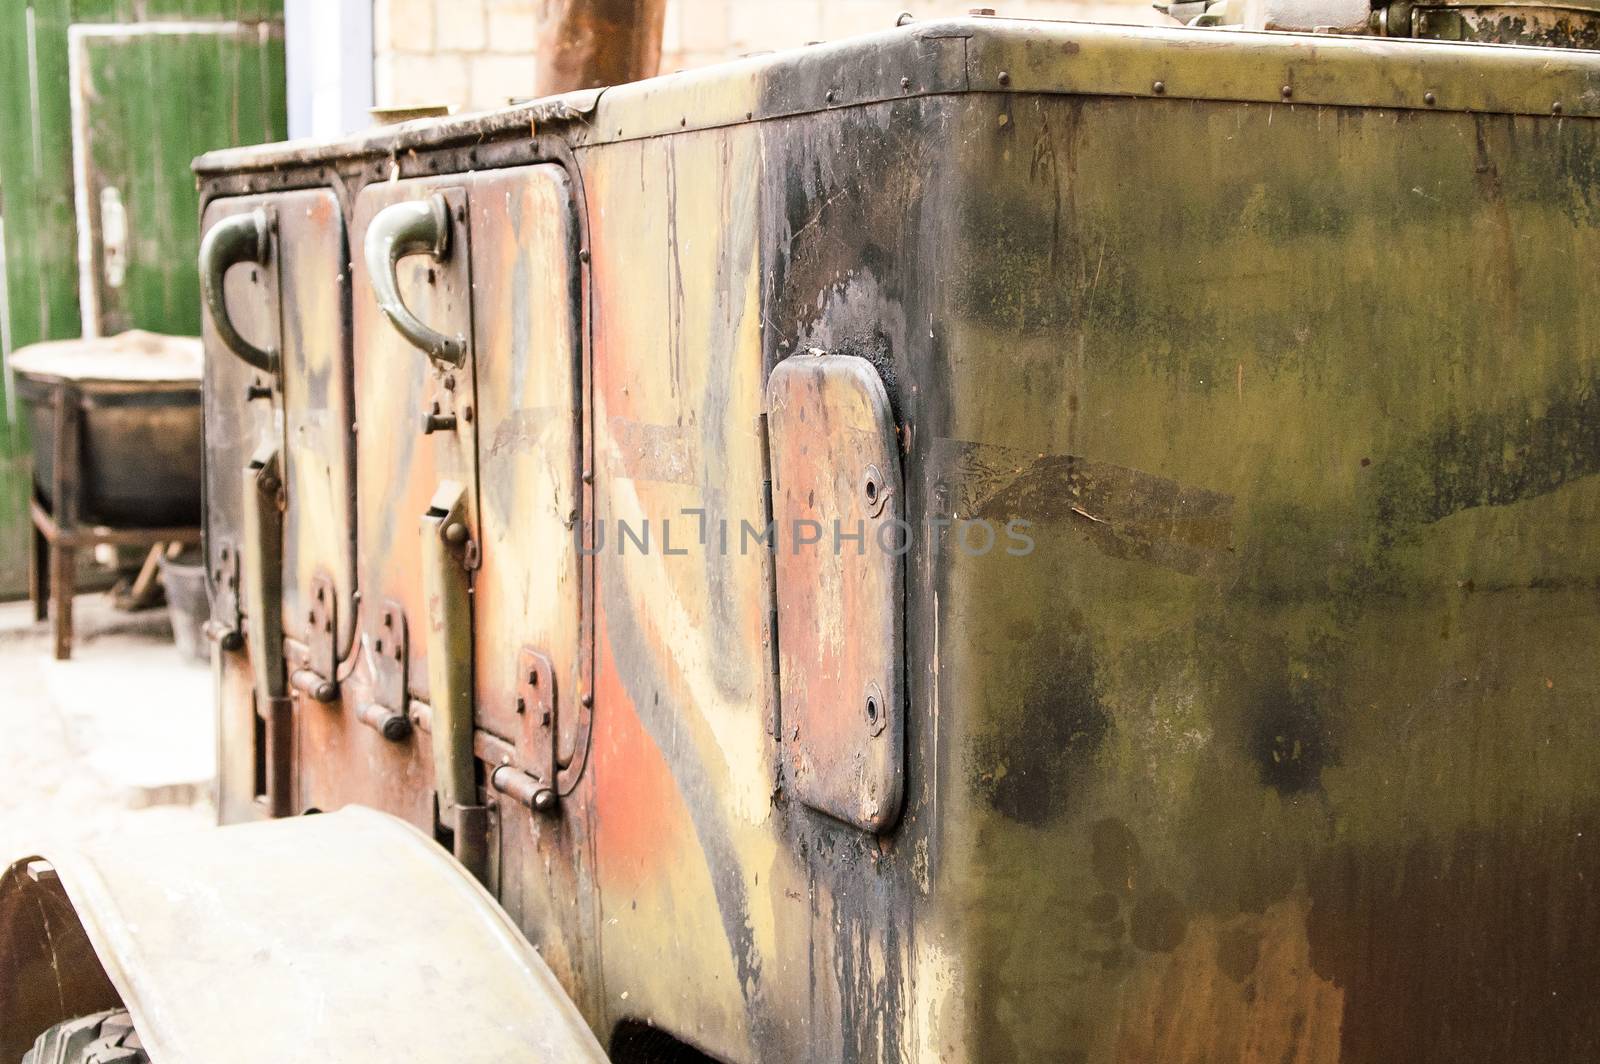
[767,353,905,833]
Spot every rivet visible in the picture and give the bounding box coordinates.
[578,248,591,263]
[998,70,1011,86]
[900,76,912,90]
[825,89,836,103]
[581,692,594,708]
[1552,101,1564,114]
[1280,84,1293,99]
[1424,91,1437,105]
[1153,80,1166,94]
[444,522,468,545]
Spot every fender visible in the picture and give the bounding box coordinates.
[0,807,606,1063]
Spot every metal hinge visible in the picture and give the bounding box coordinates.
[357,600,411,741]
[290,571,339,703]
[482,647,559,813]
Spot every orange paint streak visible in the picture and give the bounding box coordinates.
[591,609,694,891]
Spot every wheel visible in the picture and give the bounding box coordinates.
[20,1010,146,1064]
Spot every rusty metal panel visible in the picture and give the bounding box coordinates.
[350,178,476,707]
[191,16,1600,1064]
[463,162,598,1003]
[767,353,905,832]
[467,164,584,783]
[200,196,277,639]
[275,189,355,659]
[202,188,354,827]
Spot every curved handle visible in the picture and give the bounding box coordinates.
[364,194,466,366]
[199,209,276,373]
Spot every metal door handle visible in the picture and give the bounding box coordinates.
[199,209,276,373]
[420,480,487,880]
[364,194,466,366]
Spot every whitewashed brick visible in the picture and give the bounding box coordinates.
[373,0,1176,94]
[678,0,733,52]
[486,0,539,53]
[821,0,913,40]
[469,53,538,109]
[661,0,685,54]
[375,51,470,108]
[729,0,823,51]
[436,0,488,51]
[379,0,437,52]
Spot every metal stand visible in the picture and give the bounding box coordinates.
[25,381,200,660]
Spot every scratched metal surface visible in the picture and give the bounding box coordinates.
[196,17,1600,1063]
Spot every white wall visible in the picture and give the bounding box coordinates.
[286,0,375,139]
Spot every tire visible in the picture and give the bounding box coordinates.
[20,1010,146,1064]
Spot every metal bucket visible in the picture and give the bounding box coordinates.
[10,331,203,529]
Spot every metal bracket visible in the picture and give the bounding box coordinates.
[487,648,558,813]
[205,541,244,651]
[358,600,411,741]
[290,571,338,703]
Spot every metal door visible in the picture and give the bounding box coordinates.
[351,163,591,939]
[199,189,352,824]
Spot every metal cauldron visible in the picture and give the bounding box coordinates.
[10,330,203,528]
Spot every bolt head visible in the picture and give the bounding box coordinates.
[444,522,468,545]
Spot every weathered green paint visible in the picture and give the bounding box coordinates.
[0,0,284,598]
[194,17,1600,1063]
[77,25,286,336]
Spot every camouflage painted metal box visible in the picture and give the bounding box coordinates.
[193,15,1600,1063]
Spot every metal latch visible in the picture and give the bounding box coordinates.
[358,601,411,740]
[482,648,559,813]
[420,481,487,878]
[242,445,291,818]
[290,572,339,703]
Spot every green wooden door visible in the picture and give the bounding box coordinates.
[70,22,285,337]
[0,2,284,599]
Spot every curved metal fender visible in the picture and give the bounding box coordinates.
[0,807,608,1063]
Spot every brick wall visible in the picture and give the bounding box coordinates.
[374,0,1166,111]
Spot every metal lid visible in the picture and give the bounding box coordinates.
[8,330,203,387]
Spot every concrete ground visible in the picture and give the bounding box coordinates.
[0,592,215,865]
